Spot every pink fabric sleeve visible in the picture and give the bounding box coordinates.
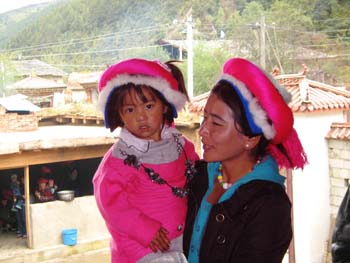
[184,137,200,162]
[93,150,161,247]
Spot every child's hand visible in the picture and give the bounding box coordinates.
[149,227,170,252]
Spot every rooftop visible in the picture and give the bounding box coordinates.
[190,71,350,114]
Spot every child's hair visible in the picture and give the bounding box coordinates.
[98,59,189,132]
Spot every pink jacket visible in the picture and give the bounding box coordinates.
[93,138,199,263]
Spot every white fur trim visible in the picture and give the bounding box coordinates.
[221,74,275,139]
[97,74,187,114]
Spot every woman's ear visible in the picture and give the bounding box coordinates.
[244,135,261,150]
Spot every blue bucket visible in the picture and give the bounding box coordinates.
[62,228,77,246]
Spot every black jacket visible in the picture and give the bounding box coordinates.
[183,160,292,263]
[332,186,350,263]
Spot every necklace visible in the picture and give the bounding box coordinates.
[216,163,233,190]
[217,159,262,190]
[120,134,196,198]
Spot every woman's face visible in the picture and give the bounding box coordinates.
[120,87,166,141]
[199,93,249,163]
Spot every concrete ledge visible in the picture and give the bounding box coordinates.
[0,236,111,263]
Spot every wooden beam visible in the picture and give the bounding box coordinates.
[286,169,295,263]
[24,166,33,248]
[0,144,112,170]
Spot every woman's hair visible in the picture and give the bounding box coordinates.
[211,80,269,158]
[106,61,188,132]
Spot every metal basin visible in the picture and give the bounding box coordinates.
[57,190,75,201]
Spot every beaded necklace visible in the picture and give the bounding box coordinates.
[217,159,262,190]
[120,134,196,198]
[216,163,233,190]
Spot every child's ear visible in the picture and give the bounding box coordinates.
[163,106,168,114]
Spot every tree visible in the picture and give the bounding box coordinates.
[180,43,230,96]
[0,55,17,97]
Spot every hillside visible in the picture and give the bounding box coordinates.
[0,1,59,47]
[0,0,349,94]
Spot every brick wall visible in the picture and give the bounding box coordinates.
[0,112,38,132]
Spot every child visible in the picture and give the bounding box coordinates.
[34,178,55,203]
[93,58,199,263]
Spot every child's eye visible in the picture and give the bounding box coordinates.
[123,107,134,114]
[145,103,154,109]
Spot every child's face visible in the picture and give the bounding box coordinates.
[120,87,166,141]
[39,182,47,190]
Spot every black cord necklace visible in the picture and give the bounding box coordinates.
[120,134,196,198]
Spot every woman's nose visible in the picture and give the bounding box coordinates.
[199,122,209,137]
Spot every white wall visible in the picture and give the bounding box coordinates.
[30,195,110,249]
[293,112,344,263]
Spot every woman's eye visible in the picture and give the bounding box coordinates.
[213,122,223,126]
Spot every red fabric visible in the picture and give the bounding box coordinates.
[99,58,179,92]
[38,177,48,184]
[223,58,293,144]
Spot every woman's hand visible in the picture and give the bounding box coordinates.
[149,226,170,252]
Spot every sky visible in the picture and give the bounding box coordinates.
[0,0,55,14]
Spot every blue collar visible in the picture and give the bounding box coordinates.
[208,155,285,202]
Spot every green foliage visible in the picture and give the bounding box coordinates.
[0,55,17,97]
[186,44,231,96]
[0,0,349,93]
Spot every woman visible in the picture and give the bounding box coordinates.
[183,57,308,263]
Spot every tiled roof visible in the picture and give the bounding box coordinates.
[68,72,101,85]
[189,73,350,113]
[276,74,350,112]
[11,76,66,90]
[326,123,350,140]
[13,59,67,77]
[0,95,41,112]
[67,72,101,90]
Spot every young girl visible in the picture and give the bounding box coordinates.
[183,57,308,262]
[93,58,199,263]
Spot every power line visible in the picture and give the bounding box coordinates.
[21,43,173,59]
[0,25,172,53]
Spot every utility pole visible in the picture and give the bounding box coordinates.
[0,61,4,97]
[259,16,266,69]
[186,14,194,99]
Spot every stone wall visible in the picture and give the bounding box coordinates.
[328,139,350,217]
[326,139,350,262]
[0,113,38,132]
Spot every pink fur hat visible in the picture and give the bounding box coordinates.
[220,57,307,169]
[97,58,187,128]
